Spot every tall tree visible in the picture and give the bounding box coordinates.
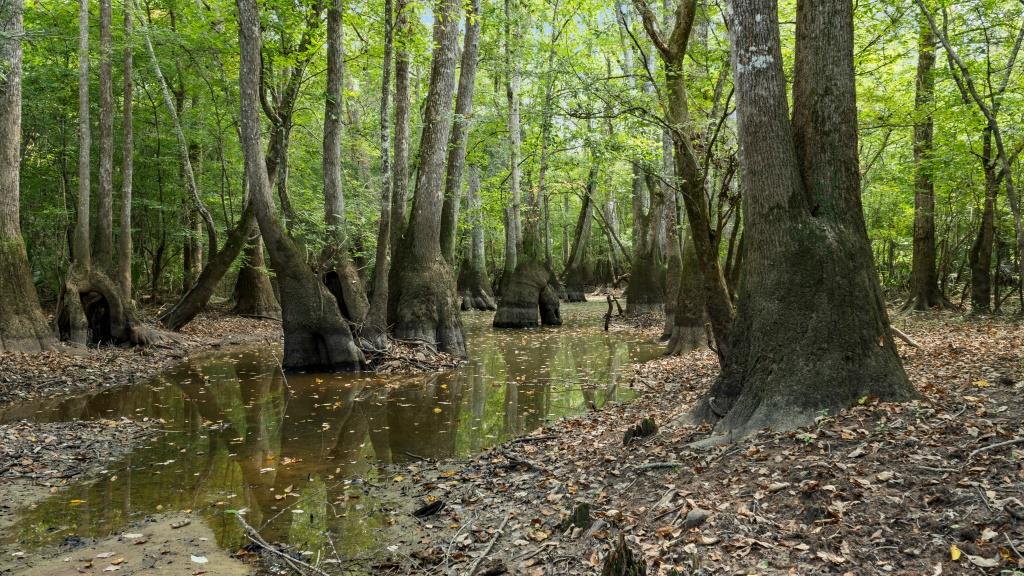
[690,0,914,435]
[363,0,396,346]
[634,0,734,354]
[499,0,522,296]
[389,0,412,250]
[323,0,370,323]
[389,0,467,355]
[95,0,114,272]
[57,0,156,347]
[440,0,482,264]
[118,1,133,300]
[458,164,497,310]
[905,14,946,310]
[236,0,362,370]
[0,0,55,352]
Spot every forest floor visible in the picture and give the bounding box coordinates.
[347,312,1024,575]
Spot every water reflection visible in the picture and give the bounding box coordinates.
[0,303,661,563]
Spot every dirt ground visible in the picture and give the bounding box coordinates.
[0,513,250,575]
[362,313,1024,575]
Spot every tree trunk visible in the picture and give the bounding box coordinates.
[563,163,596,302]
[969,128,997,313]
[363,0,396,346]
[323,0,369,324]
[388,0,467,356]
[690,0,914,436]
[232,234,281,320]
[389,0,412,251]
[118,1,133,300]
[0,0,56,353]
[95,0,114,273]
[504,0,523,258]
[665,234,706,355]
[458,165,497,310]
[236,0,362,371]
[74,0,90,267]
[440,0,482,265]
[905,16,945,310]
[626,168,666,315]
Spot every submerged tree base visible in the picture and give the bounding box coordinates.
[457,261,496,311]
[393,256,467,357]
[493,260,562,328]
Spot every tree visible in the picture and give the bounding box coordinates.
[56,0,156,347]
[322,0,369,324]
[95,0,114,273]
[690,0,915,436]
[458,164,497,310]
[236,0,362,370]
[562,163,597,302]
[0,0,55,353]
[389,0,412,251]
[905,13,948,310]
[117,1,133,300]
[440,0,482,265]
[388,0,467,355]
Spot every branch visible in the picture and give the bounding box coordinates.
[632,0,670,58]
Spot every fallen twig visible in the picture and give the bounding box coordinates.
[968,437,1024,460]
[634,461,684,471]
[891,326,921,348]
[467,513,512,575]
[235,512,329,576]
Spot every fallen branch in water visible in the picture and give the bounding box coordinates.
[234,513,329,576]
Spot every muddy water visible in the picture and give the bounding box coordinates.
[0,302,660,565]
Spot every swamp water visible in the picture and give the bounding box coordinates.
[0,302,661,567]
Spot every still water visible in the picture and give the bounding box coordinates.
[0,302,661,563]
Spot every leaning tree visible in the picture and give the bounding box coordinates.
[236,0,362,370]
[689,0,916,436]
[0,0,56,353]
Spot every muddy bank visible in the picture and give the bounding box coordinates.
[1,513,250,575]
[373,314,1024,574]
[0,308,280,410]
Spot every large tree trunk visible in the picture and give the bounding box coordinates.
[458,165,497,310]
[563,163,596,302]
[498,0,523,297]
[690,0,914,436]
[323,0,369,324]
[440,0,482,265]
[363,0,396,347]
[388,0,466,356]
[118,2,133,300]
[389,0,412,251]
[236,0,362,371]
[0,0,56,353]
[95,0,114,273]
[905,16,946,311]
[969,128,998,313]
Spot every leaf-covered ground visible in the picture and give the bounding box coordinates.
[368,314,1024,575]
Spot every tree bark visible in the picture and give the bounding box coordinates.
[323,0,369,324]
[458,165,497,310]
[689,0,914,436]
[905,15,945,310]
[969,127,997,313]
[118,1,133,300]
[389,0,412,250]
[95,0,114,273]
[232,233,281,320]
[236,0,362,371]
[563,163,597,302]
[0,0,56,352]
[625,168,666,315]
[363,0,396,346]
[388,0,467,355]
[440,0,482,265]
